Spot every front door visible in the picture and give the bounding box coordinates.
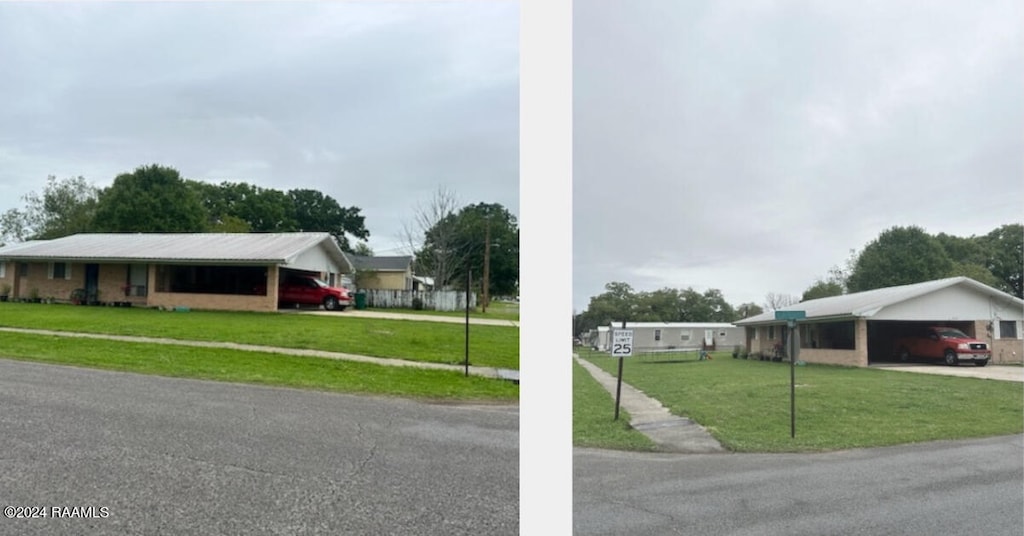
[85,264,99,303]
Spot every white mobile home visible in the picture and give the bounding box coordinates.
[606,322,744,353]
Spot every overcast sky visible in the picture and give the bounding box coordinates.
[0,1,518,255]
[573,0,1023,312]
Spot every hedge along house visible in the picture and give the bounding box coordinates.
[600,322,744,353]
[734,277,1024,367]
[0,232,353,312]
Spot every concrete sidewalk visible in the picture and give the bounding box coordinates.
[0,327,518,381]
[575,354,725,453]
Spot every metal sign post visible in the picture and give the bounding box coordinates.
[611,322,633,420]
[775,310,806,438]
[464,267,471,377]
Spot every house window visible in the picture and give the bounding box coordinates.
[680,330,691,342]
[719,331,727,338]
[751,327,758,340]
[769,325,775,339]
[18,263,28,276]
[999,321,1019,339]
[49,262,70,280]
[654,329,662,341]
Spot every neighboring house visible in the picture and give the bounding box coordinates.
[585,326,610,351]
[603,322,744,353]
[0,232,353,312]
[410,275,434,291]
[345,254,415,290]
[734,276,1024,366]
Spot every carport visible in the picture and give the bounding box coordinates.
[865,320,978,364]
[736,277,1024,367]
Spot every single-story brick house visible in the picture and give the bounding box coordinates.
[0,232,353,312]
[734,277,1024,366]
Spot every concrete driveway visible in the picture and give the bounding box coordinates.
[871,363,1024,382]
[290,308,519,327]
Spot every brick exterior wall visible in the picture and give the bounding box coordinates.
[4,262,79,302]
[744,319,869,366]
[798,349,866,367]
[971,319,1024,365]
[147,291,277,312]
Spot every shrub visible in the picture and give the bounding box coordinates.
[411,297,424,310]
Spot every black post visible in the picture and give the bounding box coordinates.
[790,322,796,438]
[614,320,626,420]
[465,267,471,377]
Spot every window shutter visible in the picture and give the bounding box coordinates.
[47,263,54,279]
[65,264,72,280]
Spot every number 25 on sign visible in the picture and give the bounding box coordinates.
[611,329,633,357]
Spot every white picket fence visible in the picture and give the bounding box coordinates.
[361,289,477,311]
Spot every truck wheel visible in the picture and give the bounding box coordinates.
[323,296,339,311]
[943,349,958,366]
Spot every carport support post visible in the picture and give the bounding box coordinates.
[614,320,625,421]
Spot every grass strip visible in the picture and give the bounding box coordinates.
[577,349,1023,452]
[0,303,518,369]
[573,359,658,451]
[0,332,518,401]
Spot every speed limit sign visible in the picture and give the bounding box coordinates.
[611,329,634,357]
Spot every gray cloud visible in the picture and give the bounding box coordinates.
[0,1,518,255]
[574,0,1023,311]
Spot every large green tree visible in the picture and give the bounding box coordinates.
[577,282,638,334]
[980,223,1023,298]
[802,279,844,301]
[0,175,100,241]
[575,282,741,335]
[417,202,519,296]
[287,188,369,252]
[735,302,764,319]
[93,165,206,232]
[846,226,954,292]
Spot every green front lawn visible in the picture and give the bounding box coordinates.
[0,302,518,370]
[576,349,1023,452]
[573,359,657,451]
[0,332,518,401]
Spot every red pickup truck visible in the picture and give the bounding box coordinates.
[278,275,351,311]
[893,326,990,367]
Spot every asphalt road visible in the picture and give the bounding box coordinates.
[0,360,518,535]
[575,435,1024,536]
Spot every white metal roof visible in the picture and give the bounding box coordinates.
[735,277,1024,325]
[0,233,353,271]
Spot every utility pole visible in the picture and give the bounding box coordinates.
[482,218,490,313]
